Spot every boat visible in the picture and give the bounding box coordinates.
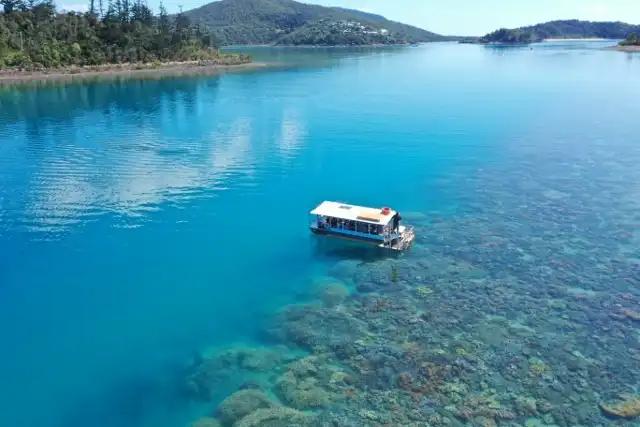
[309,201,415,251]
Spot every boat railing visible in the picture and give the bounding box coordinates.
[312,218,387,241]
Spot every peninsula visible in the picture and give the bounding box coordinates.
[465,20,640,45]
[181,0,454,46]
[0,0,252,80]
[615,33,640,52]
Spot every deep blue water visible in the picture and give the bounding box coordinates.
[1,42,639,427]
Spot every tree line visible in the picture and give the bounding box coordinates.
[620,33,639,46]
[480,20,640,45]
[481,28,537,44]
[0,0,225,69]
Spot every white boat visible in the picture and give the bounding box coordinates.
[309,201,415,251]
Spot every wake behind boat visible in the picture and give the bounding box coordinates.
[309,201,415,251]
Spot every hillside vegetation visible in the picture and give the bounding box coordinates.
[276,19,407,46]
[620,33,640,46]
[478,20,640,44]
[0,0,246,69]
[182,0,446,46]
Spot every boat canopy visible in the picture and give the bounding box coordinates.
[310,201,397,226]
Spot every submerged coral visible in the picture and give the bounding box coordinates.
[276,371,331,409]
[183,129,640,427]
[620,308,640,321]
[234,407,310,427]
[215,390,275,426]
[191,417,222,427]
[600,395,640,418]
[317,282,350,308]
[273,355,347,410]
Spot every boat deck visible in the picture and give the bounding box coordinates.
[378,226,415,251]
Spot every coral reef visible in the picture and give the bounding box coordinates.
[317,282,350,308]
[182,130,640,427]
[272,354,351,410]
[276,371,331,409]
[183,344,300,401]
[600,395,640,418]
[237,347,283,372]
[234,407,310,427]
[621,308,640,321]
[215,390,275,426]
[191,417,222,427]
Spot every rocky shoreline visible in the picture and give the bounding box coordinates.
[272,43,418,48]
[0,57,265,84]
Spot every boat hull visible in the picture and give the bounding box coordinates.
[310,227,415,251]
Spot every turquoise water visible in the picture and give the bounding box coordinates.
[1,42,640,427]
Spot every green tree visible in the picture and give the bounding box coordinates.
[0,0,245,69]
[1,0,25,14]
[620,32,639,46]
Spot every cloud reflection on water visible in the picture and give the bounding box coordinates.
[22,117,257,233]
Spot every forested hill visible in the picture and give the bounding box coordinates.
[182,0,448,46]
[0,0,245,69]
[479,20,640,44]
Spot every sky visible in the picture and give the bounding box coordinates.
[58,0,640,36]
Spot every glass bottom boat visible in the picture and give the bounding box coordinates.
[309,201,415,251]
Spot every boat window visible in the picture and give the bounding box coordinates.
[338,205,352,210]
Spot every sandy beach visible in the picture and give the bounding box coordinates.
[0,60,270,84]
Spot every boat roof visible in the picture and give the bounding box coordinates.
[310,201,397,225]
